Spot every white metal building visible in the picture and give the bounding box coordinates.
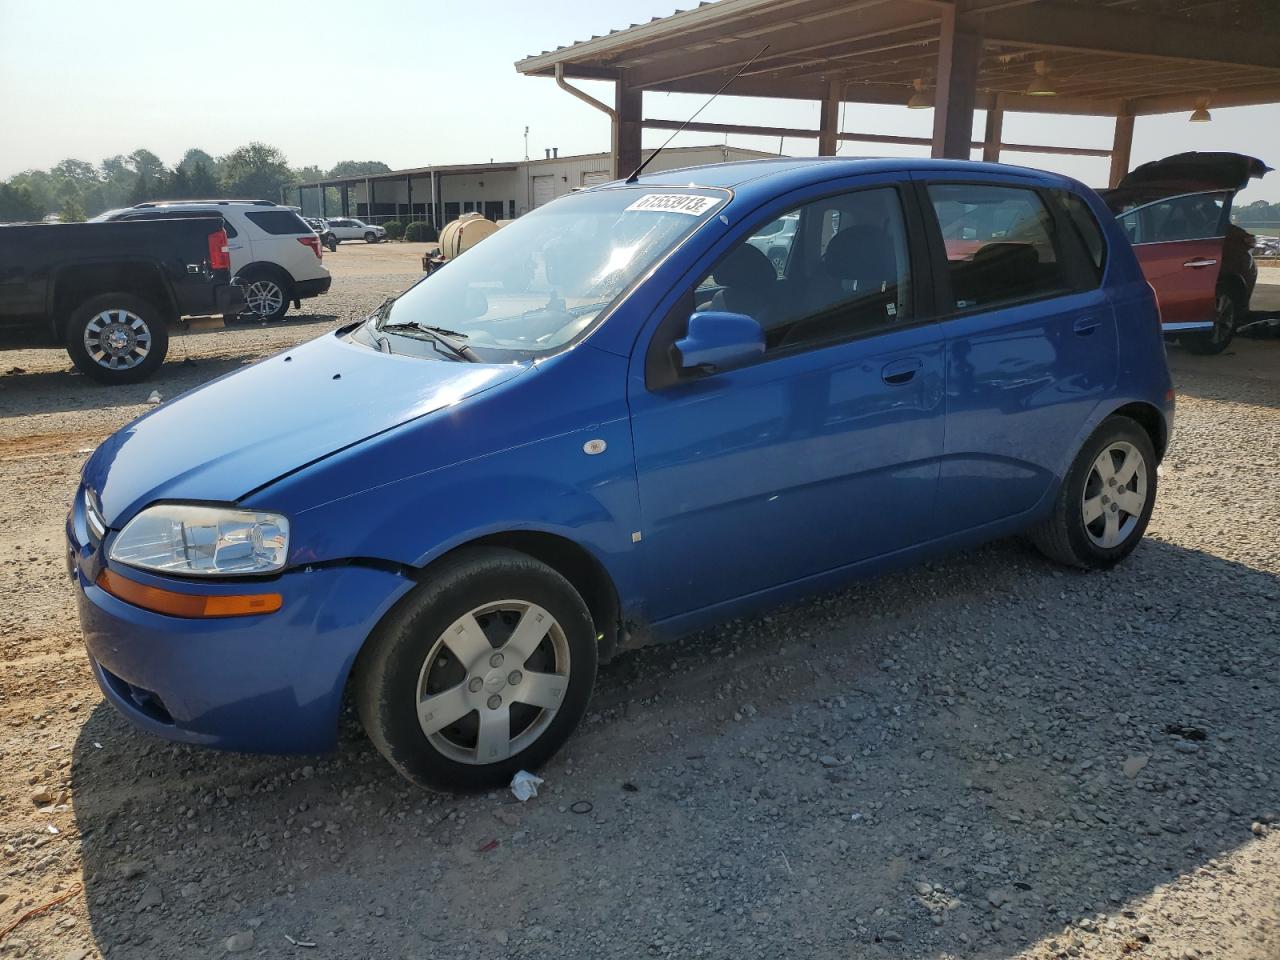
[291,145,777,226]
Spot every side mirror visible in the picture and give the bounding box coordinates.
[674,311,765,374]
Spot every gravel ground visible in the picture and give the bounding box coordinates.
[1,247,1277,960]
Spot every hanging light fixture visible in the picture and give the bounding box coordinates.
[1189,97,1212,122]
[907,78,932,109]
[1025,60,1057,96]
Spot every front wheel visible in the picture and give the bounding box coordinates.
[355,548,598,791]
[364,231,378,243]
[65,293,169,385]
[1031,415,1157,570]
[1182,289,1239,355]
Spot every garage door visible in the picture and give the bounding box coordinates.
[531,175,556,209]
[582,170,611,188]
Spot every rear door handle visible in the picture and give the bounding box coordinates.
[881,357,922,385]
[1073,317,1102,336]
[1183,258,1218,268]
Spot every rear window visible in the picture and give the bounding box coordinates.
[245,211,311,235]
[1055,190,1107,280]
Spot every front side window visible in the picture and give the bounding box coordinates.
[927,183,1069,311]
[1117,191,1228,245]
[693,186,912,354]
[376,188,726,360]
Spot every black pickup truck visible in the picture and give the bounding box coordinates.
[0,217,244,384]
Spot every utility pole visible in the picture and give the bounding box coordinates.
[524,126,529,161]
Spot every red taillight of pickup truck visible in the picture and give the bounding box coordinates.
[297,235,323,260]
[207,229,231,272]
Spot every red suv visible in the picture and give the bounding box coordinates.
[1102,152,1270,355]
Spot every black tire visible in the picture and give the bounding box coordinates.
[1031,415,1157,570]
[236,268,291,322]
[355,547,598,791]
[1182,287,1239,355]
[65,292,169,385]
[364,231,378,243]
[324,234,338,252]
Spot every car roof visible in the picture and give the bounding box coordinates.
[627,156,1080,197]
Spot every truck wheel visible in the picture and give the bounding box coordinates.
[238,269,291,322]
[66,293,169,385]
[355,547,598,791]
[1182,288,1239,355]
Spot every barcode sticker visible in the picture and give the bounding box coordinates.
[625,194,719,216]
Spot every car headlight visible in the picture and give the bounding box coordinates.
[110,504,289,577]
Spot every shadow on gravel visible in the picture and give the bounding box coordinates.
[0,316,343,420]
[68,536,1279,958]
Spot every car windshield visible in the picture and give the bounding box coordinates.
[375,187,727,360]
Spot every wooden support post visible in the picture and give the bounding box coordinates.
[932,5,982,160]
[818,80,841,156]
[612,77,643,180]
[982,97,1003,163]
[1109,110,1135,187]
[406,176,413,221]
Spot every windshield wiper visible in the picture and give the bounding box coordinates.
[381,320,481,362]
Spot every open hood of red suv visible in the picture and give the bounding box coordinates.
[1101,152,1271,212]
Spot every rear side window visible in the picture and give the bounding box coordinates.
[245,210,310,235]
[926,184,1070,311]
[1055,191,1106,280]
[1116,191,1228,245]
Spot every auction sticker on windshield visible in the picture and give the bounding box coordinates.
[625,194,719,216]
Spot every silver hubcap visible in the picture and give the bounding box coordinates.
[244,279,284,318]
[83,309,151,370]
[1082,440,1148,548]
[416,600,569,765]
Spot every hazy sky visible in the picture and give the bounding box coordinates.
[2,0,1278,201]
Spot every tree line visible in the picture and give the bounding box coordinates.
[0,146,391,223]
[1235,199,1280,225]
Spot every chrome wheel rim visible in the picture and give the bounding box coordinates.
[243,279,284,318]
[83,309,151,370]
[415,600,570,765]
[1082,440,1148,548]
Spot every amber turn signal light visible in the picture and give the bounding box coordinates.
[96,569,282,618]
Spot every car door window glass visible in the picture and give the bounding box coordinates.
[1054,191,1106,281]
[693,187,912,354]
[1116,191,1227,245]
[927,184,1069,310]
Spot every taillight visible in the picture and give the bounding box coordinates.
[298,235,323,260]
[207,229,230,271]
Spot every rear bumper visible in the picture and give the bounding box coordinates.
[67,501,414,753]
[215,280,246,316]
[295,275,332,300]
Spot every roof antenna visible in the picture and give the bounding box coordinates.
[625,43,771,184]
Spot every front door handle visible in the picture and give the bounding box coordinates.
[1183,258,1219,268]
[881,357,922,385]
[1073,317,1102,336]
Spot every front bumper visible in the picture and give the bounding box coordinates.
[295,275,332,300]
[67,501,414,754]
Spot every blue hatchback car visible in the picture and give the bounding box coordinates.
[69,158,1174,790]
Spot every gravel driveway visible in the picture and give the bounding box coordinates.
[1,248,1276,960]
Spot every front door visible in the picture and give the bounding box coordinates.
[628,183,945,622]
[1117,190,1229,331]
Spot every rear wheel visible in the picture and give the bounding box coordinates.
[1182,288,1238,355]
[324,233,338,252]
[238,270,291,322]
[65,293,169,385]
[355,548,597,791]
[1031,415,1157,570]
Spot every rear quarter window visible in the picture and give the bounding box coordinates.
[244,211,310,235]
[1054,190,1107,280]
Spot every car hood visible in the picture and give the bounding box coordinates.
[1101,152,1272,211]
[84,331,528,526]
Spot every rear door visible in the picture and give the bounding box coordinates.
[1116,191,1228,333]
[917,177,1118,535]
